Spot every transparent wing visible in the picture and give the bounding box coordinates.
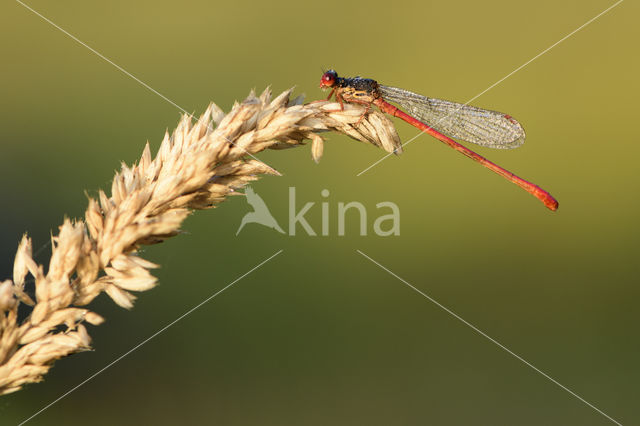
[379,85,525,149]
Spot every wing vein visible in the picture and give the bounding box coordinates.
[379,85,525,149]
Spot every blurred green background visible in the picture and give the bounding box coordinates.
[1,0,638,424]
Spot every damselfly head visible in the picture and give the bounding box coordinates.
[319,70,338,89]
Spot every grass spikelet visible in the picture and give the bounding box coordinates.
[0,88,401,395]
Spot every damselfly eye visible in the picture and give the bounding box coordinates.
[320,70,338,87]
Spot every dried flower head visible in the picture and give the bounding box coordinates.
[0,88,400,395]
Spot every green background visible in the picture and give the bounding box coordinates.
[1,0,638,424]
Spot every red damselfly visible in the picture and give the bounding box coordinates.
[319,70,558,211]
